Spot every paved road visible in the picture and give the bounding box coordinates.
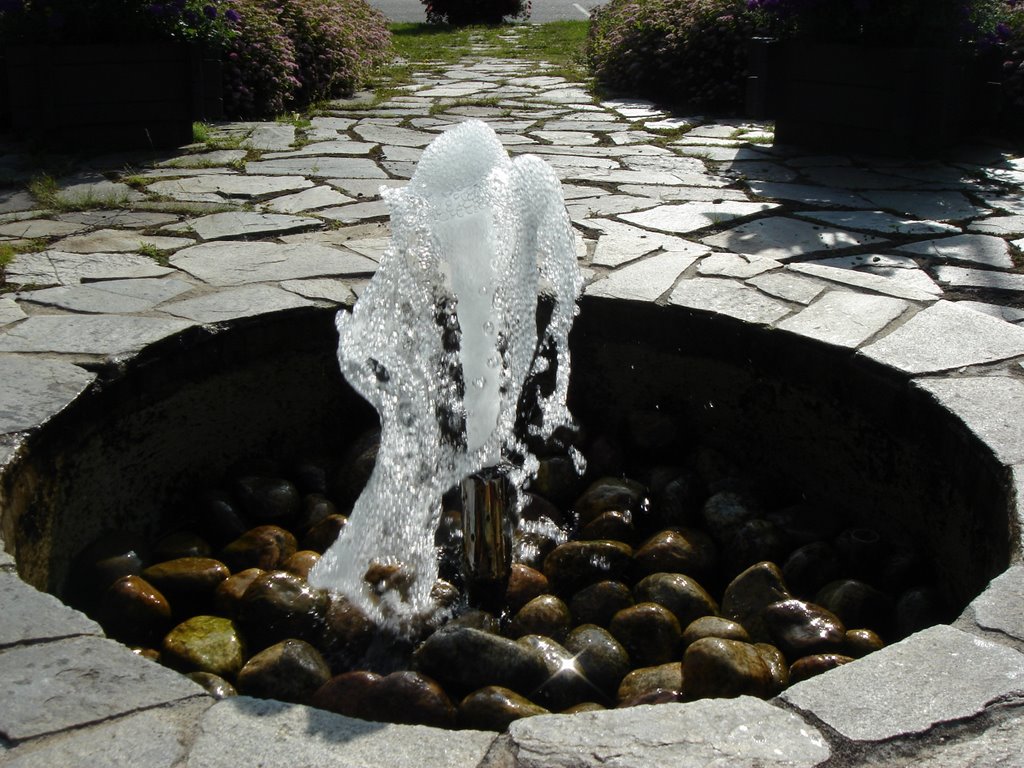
[368,0,606,23]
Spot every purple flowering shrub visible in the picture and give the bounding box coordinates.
[420,0,530,26]
[221,0,391,118]
[997,1,1024,115]
[745,0,1006,46]
[587,0,755,111]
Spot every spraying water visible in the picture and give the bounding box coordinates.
[308,120,583,634]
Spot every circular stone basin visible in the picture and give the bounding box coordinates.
[1,294,1021,763]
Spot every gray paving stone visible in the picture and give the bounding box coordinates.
[0,298,26,327]
[858,265,943,296]
[0,315,192,355]
[245,157,387,178]
[697,252,781,278]
[585,251,698,302]
[18,277,192,314]
[186,697,496,768]
[675,145,770,162]
[318,200,391,224]
[494,699,829,768]
[785,262,940,302]
[243,123,296,151]
[0,355,95,433]
[902,713,1024,768]
[933,266,1024,292]
[895,234,1013,268]
[978,192,1024,215]
[310,116,357,131]
[0,571,102,647]
[669,277,792,324]
[747,271,826,305]
[326,179,406,200]
[0,190,37,214]
[352,123,436,147]
[966,565,1024,642]
[862,190,986,221]
[747,181,872,208]
[171,242,376,286]
[57,210,180,229]
[52,179,144,208]
[5,251,174,287]
[147,175,314,201]
[161,284,316,323]
[860,301,1024,373]
[953,300,1024,323]
[816,253,920,270]
[0,219,86,239]
[780,625,1024,742]
[263,185,354,213]
[968,214,1024,236]
[582,218,708,268]
[167,211,321,241]
[381,145,424,163]
[280,278,355,305]
[701,217,884,261]
[620,201,777,235]
[158,149,247,168]
[616,184,748,202]
[720,160,799,182]
[51,229,194,254]
[1,698,212,768]
[798,166,918,190]
[0,635,203,740]
[566,195,658,219]
[261,141,377,159]
[915,376,1024,465]
[776,290,908,348]
[531,130,600,146]
[794,210,960,235]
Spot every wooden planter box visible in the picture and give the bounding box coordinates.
[4,43,222,150]
[746,39,997,156]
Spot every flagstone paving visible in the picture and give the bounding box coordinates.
[1,36,1024,768]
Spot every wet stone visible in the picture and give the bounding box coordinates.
[543,540,633,594]
[616,662,684,705]
[755,642,790,693]
[412,625,548,695]
[459,685,549,731]
[153,532,212,562]
[237,638,331,704]
[683,637,773,699]
[519,635,597,711]
[161,615,245,679]
[581,509,635,542]
[71,531,150,599]
[681,615,750,649]
[282,550,320,580]
[507,594,572,643]
[633,572,718,629]
[573,477,648,528]
[505,563,550,612]
[234,476,301,526]
[721,561,793,643]
[220,525,297,572]
[633,528,717,579]
[789,653,854,684]
[98,575,172,644]
[844,628,884,658]
[186,671,237,699]
[609,602,682,667]
[570,580,635,627]
[302,514,347,554]
[238,570,328,649]
[783,542,844,598]
[814,579,892,631]
[213,568,265,620]
[310,669,380,717]
[564,624,632,697]
[141,557,229,613]
[764,599,847,660]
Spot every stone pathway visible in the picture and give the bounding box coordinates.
[2,38,1024,767]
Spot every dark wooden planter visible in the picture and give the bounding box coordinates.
[746,38,998,156]
[4,43,222,150]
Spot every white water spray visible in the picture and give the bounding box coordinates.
[308,121,583,633]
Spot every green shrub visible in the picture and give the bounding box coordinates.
[222,0,391,118]
[588,0,755,111]
[420,0,530,26]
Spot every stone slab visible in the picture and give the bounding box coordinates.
[747,181,871,208]
[245,157,387,179]
[954,301,1024,323]
[775,290,908,348]
[159,149,247,168]
[903,713,1024,767]
[914,377,1024,465]
[0,298,26,327]
[18,278,193,314]
[280,278,356,305]
[0,219,86,239]
[933,266,1024,292]
[1,698,212,768]
[262,141,378,159]
[5,251,174,287]
[242,123,295,151]
[697,252,781,278]
[966,565,1024,643]
[862,190,985,221]
[57,211,180,229]
[186,697,496,768]
[794,210,959,235]
[620,201,777,235]
[167,212,321,241]
[747,271,826,305]
[171,242,377,286]
[352,123,436,147]
[51,229,194,254]
[968,214,1024,236]
[702,217,884,261]
[263,185,354,213]
[0,315,192,355]
[787,262,941,302]
[0,354,95,433]
[147,175,313,201]
[492,698,829,768]
[0,571,102,647]
[317,200,391,224]
[582,217,708,268]
[780,625,1024,742]
[861,301,1024,373]
[585,251,698,302]
[895,234,1013,268]
[668,277,792,325]
[0,635,203,740]
[161,284,316,323]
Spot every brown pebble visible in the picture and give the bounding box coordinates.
[220,526,297,572]
[609,602,682,667]
[507,595,572,643]
[505,563,550,612]
[844,628,884,658]
[633,528,717,579]
[789,653,854,683]
[681,615,750,649]
[683,637,772,700]
[282,550,320,581]
[213,568,265,620]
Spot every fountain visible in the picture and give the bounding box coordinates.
[307,120,583,633]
